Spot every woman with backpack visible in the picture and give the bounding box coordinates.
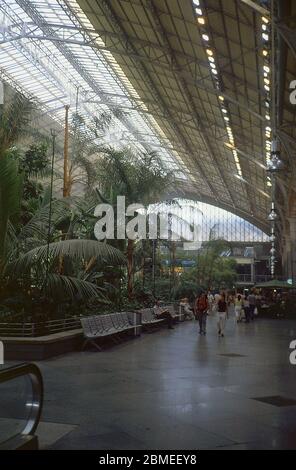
[194,292,209,335]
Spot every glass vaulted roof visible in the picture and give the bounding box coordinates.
[0,0,273,233]
[0,0,185,172]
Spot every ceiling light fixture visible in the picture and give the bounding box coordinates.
[192,1,243,178]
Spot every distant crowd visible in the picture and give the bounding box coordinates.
[153,289,264,338]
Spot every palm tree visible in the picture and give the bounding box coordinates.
[60,109,125,197]
[3,191,126,305]
[96,148,175,299]
[0,88,126,309]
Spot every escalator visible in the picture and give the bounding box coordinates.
[0,363,43,450]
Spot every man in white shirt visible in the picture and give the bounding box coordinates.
[207,291,214,315]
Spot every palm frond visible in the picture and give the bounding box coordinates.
[71,154,97,188]
[19,199,70,240]
[0,152,22,256]
[6,220,18,246]
[0,89,34,156]
[11,239,126,274]
[43,273,108,302]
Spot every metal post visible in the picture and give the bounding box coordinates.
[63,104,70,198]
[44,129,56,288]
[152,239,156,298]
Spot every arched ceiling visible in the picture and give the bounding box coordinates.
[76,0,272,231]
[2,0,295,235]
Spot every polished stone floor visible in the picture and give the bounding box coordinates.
[2,316,296,449]
[26,315,295,450]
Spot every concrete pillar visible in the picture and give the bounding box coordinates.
[250,261,255,283]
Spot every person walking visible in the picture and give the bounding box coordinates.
[217,294,228,337]
[248,290,256,321]
[195,292,209,335]
[227,292,235,318]
[213,291,221,313]
[234,294,243,323]
[207,290,214,315]
[243,292,250,323]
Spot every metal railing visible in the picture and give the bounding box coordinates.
[0,316,82,337]
[0,363,43,449]
[236,274,287,284]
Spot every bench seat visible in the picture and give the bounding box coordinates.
[81,312,139,350]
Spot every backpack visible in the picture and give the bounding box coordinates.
[197,297,207,312]
[218,300,227,312]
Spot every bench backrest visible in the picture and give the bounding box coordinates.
[110,312,130,328]
[82,306,169,332]
[110,312,122,329]
[101,314,114,331]
[165,305,176,316]
[82,311,134,334]
[81,316,104,335]
[119,312,130,327]
[139,308,154,322]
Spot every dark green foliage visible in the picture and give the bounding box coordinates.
[171,281,199,303]
[20,143,49,176]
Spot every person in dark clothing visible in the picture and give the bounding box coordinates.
[217,294,228,337]
[248,291,256,321]
[194,292,209,335]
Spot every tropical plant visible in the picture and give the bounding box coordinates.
[20,142,49,176]
[61,109,125,197]
[0,88,127,316]
[0,89,33,262]
[171,280,199,303]
[0,88,33,156]
[96,148,175,298]
[0,149,22,259]
[2,192,126,312]
[181,239,237,289]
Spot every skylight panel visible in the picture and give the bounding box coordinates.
[0,0,185,178]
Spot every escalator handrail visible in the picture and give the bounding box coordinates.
[0,362,43,436]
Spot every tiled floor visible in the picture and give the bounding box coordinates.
[3,315,296,449]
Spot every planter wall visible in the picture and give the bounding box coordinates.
[1,329,83,361]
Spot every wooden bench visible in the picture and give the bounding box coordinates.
[81,312,139,351]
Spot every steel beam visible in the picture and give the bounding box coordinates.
[0,21,266,121]
[92,0,217,199]
[276,22,296,61]
[240,0,270,17]
[146,0,237,208]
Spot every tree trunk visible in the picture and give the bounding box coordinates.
[127,239,134,299]
[85,256,96,273]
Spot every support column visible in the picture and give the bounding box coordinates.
[289,217,296,283]
[281,231,291,279]
[250,261,255,284]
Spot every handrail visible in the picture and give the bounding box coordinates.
[0,363,43,442]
